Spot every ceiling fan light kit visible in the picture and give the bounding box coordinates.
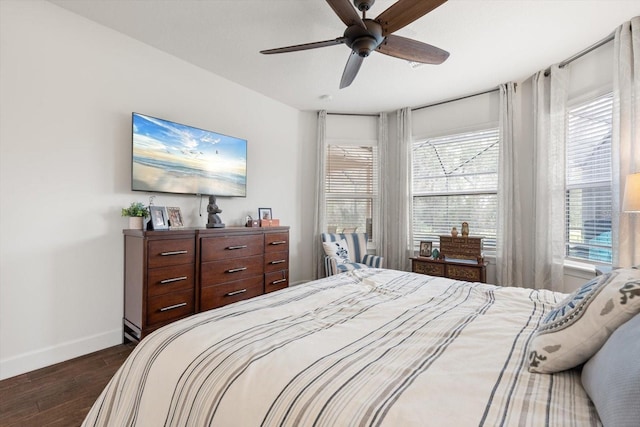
[260,0,450,89]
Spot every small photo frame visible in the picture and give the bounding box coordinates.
[258,208,272,220]
[149,206,169,230]
[419,241,432,258]
[167,207,184,229]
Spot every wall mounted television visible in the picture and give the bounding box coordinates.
[132,112,247,197]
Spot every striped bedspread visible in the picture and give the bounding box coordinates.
[83,269,600,426]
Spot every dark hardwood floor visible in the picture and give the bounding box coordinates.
[0,343,135,427]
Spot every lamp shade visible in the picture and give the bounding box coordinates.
[622,173,640,212]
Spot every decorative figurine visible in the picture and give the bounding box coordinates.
[206,195,225,228]
[451,226,458,237]
[461,222,469,237]
[432,248,440,259]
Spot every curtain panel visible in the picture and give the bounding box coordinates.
[533,66,570,292]
[496,82,526,286]
[379,108,412,271]
[313,110,327,279]
[612,16,640,267]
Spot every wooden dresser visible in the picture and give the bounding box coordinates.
[123,226,289,341]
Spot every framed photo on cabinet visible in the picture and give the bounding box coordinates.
[149,206,169,230]
[167,207,184,229]
[419,241,433,258]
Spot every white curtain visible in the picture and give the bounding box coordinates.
[496,82,525,286]
[533,65,570,292]
[612,16,640,268]
[313,110,327,279]
[376,112,387,253]
[380,107,412,270]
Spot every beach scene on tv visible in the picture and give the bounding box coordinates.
[132,113,247,197]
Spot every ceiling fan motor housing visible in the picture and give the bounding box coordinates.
[344,19,384,57]
[353,0,375,11]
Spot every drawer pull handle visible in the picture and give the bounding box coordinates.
[270,260,286,265]
[159,302,187,312]
[227,245,247,250]
[270,241,287,245]
[160,276,188,284]
[227,267,247,273]
[226,289,247,297]
[271,278,287,285]
[160,250,188,256]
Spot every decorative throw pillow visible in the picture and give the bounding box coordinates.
[527,268,640,373]
[581,314,640,427]
[322,239,351,264]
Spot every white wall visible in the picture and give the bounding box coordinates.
[0,0,316,379]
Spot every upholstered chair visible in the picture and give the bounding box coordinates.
[321,233,384,277]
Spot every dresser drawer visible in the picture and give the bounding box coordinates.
[200,234,263,262]
[147,289,194,326]
[413,260,445,277]
[148,238,195,268]
[200,276,263,311]
[147,264,194,297]
[264,232,289,253]
[264,251,289,273]
[265,270,288,293]
[201,255,264,285]
[447,265,482,282]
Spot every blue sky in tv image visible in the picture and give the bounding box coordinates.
[132,113,247,196]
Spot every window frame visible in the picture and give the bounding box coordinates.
[411,124,500,253]
[564,91,613,265]
[324,138,379,243]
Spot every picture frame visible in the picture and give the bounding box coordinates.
[258,208,272,221]
[167,207,184,229]
[149,206,169,230]
[419,241,433,258]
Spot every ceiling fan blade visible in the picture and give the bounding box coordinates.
[375,0,447,35]
[377,34,449,64]
[260,37,347,54]
[340,51,365,89]
[326,0,366,29]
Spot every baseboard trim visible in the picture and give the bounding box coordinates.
[0,328,122,380]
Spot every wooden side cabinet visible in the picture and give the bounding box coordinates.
[411,257,487,283]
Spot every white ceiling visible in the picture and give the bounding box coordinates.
[48,0,640,114]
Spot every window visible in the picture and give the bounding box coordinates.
[325,144,378,238]
[412,128,499,251]
[565,93,613,263]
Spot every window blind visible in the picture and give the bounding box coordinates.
[325,145,377,235]
[565,93,613,263]
[412,129,499,251]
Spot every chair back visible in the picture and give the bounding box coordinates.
[321,233,368,263]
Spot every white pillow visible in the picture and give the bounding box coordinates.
[527,268,640,373]
[322,239,351,264]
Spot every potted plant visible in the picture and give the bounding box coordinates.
[121,202,149,229]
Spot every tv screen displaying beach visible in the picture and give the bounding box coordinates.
[132,113,247,197]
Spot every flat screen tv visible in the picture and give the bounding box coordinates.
[131,112,247,197]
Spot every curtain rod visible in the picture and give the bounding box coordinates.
[412,87,499,112]
[544,31,615,76]
[326,112,379,117]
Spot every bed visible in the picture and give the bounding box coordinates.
[83,268,640,426]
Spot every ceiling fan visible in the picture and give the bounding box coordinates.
[260,0,450,89]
